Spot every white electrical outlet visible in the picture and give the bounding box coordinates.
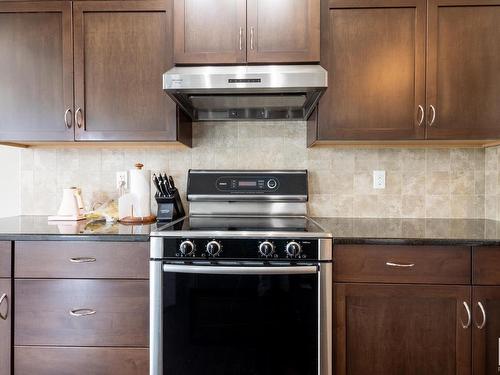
[373,170,386,189]
[116,171,128,190]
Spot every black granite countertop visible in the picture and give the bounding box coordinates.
[0,215,153,242]
[312,217,500,246]
[2,216,500,246]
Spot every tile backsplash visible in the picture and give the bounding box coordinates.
[19,121,488,219]
[485,146,500,220]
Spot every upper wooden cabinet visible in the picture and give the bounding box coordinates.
[0,1,74,142]
[174,0,320,64]
[316,0,426,141]
[312,0,500,143]
[0,0,191,145]
[426,0,500,139]
[174,0,247,64]
[246,0,320,63]
[74,0,177,141]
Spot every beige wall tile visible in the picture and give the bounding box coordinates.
[353,195,379,218]
[426,149,450,172]
[426,171,450,195]
[426,195,451,218]
[354,149,378,171]
[401,171,425,196]
[450,171,474,195]
[401,195,425,218]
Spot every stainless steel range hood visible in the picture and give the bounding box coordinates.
[163,65,328,121]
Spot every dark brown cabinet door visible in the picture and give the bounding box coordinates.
[426,0,500,140]
[0,1,74,142]
[73,0,177,141]
[335,283,471,375]
[315,0,426,141]
[0,279,11,375]
[174,0,247,64]
[246,0,320,63]
[472,286,500,374]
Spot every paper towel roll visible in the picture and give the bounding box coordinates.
[128,163,151,217]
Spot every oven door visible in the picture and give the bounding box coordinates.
[156,263,321,375]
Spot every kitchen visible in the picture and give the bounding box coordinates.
[0,0,500,374]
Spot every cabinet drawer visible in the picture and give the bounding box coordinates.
[15,241,149,278]
[0,242,10,277]
[15,279,148,346]
[473,246,500,285]
[333,245,471,284]
[15,346,148,375]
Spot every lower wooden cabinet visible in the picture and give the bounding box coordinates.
[472,286,500,375]
[0,279,11,375]
[15,346,148,375]
[334,283,471,375]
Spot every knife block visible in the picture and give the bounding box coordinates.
[155,190,185,222]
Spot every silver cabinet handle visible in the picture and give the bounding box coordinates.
[239,27,243,50]
[69,257,96,263]
[0,293,8,321]
[386,262,415,268]
[75,107,83,129]
[417,105,424,127]
[250,27,255,50]
[64,108,72,129]
[70,308,96,317]
[163,264,317,275]
[428,104,436,126]
[476,301,487,330]
[461,301,471,329]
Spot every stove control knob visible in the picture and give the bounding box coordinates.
[259,241,275,257]
[206,241,222,256]
[285,241,302,258]
[179,240,195,256]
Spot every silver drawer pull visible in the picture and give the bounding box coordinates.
[0,293,8,321]
[385,262,415,268]
[69,308,96,317]
[69,257,96,263]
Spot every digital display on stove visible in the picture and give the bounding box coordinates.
[238,181,257,187]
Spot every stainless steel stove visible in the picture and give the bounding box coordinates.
[150,170,332,375]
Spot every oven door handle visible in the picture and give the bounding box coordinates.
[162,264,318,275]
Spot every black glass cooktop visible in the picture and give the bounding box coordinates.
[155,215,328,234]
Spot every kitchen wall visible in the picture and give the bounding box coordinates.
[485,146,500,220]
[0,146,20,218]
[18,121,487,219]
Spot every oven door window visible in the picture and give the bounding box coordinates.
[162,271,318,375]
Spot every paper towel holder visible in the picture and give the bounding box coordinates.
[119,162,156,225]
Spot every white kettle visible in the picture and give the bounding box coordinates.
[48,187,85,221]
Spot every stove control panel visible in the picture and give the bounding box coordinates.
[165,238,319,260]
[215,176,279,192]
[187,170,307,200]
